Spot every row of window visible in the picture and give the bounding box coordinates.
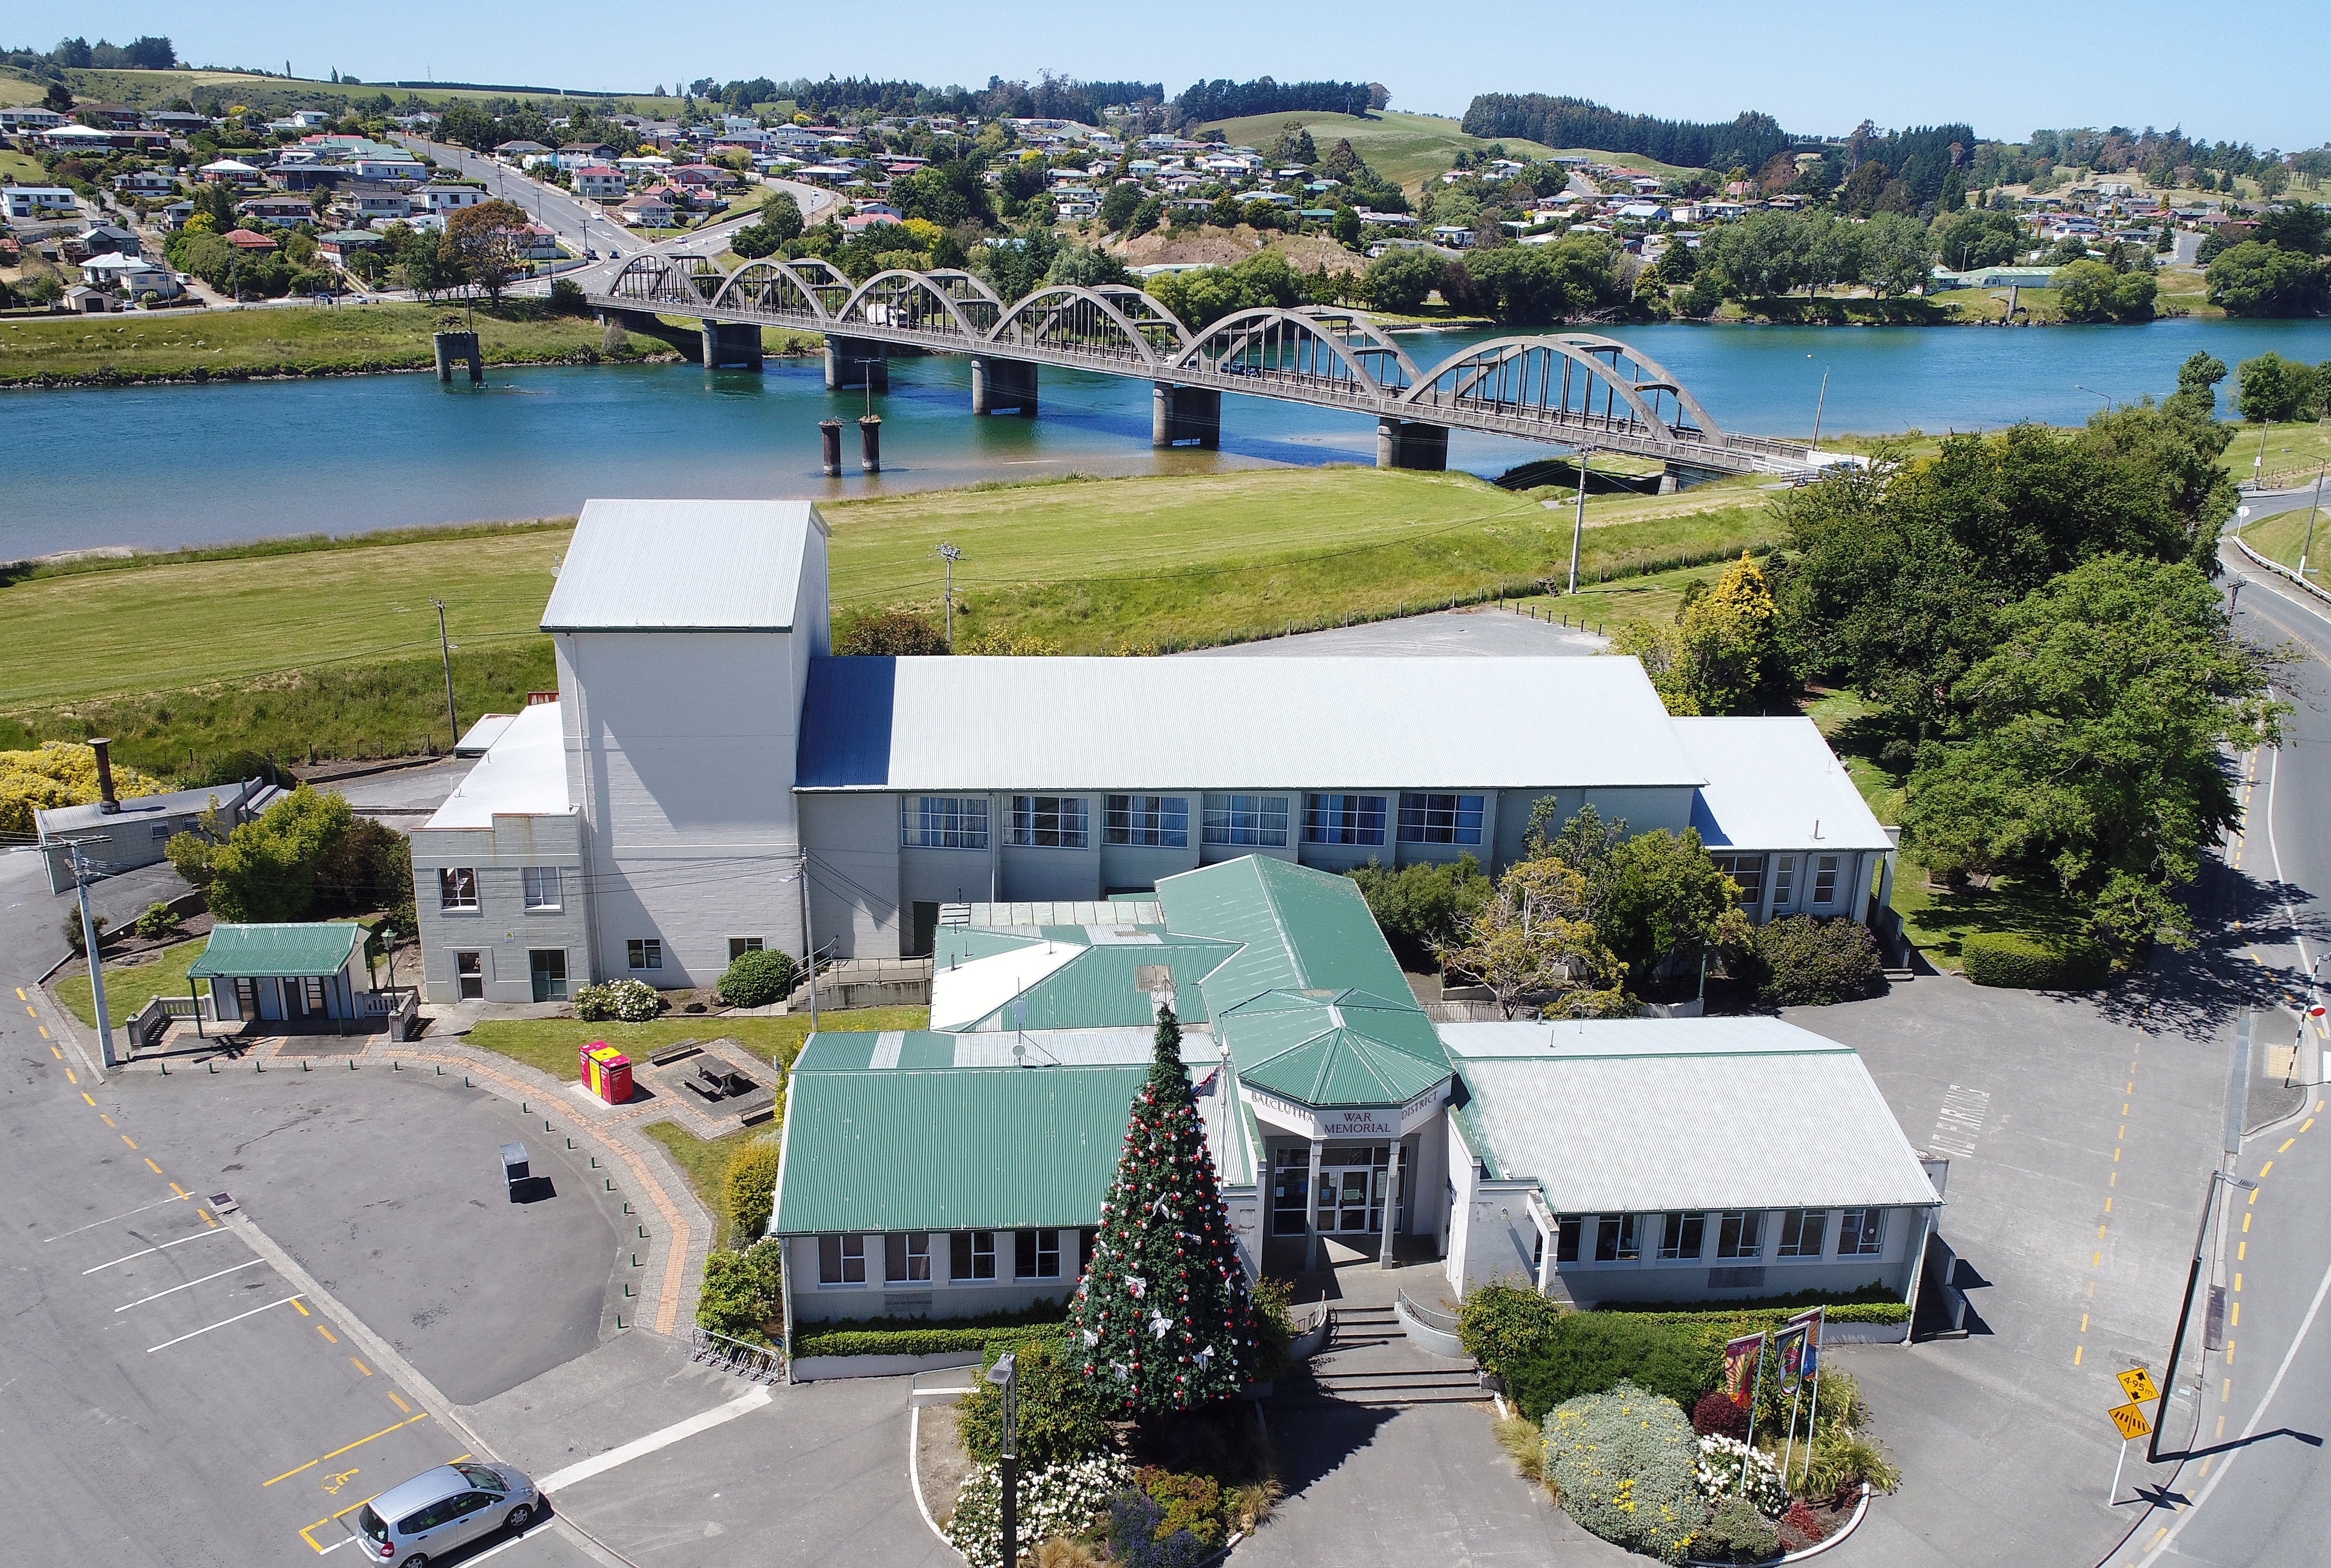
[817,1228,1097,1287]
[1544,1207,1886,1267]
[902,792,1487,852]
[624,936,765,972]
[1707,854,1850,912]
[437,865,564,913]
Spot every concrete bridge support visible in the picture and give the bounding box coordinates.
[1375,417,1448,472]
[701,319,763,371]
[826,336,888,391]
[432,331,482,384]
[1152,384,1221,448]
[970,356,1039,415]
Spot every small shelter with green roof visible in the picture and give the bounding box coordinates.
[187,922,376,1030]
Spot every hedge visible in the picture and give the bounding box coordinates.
[792,1301,1068,1360]
[1506,1311,1721,1420]
[1962,930,2110,989]
[1600,1282,1911,1327]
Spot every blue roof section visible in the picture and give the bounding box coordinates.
[795,657,896,787]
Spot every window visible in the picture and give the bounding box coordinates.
[626,938,662,971]
[951,1230,997,1280]
[438,867,478,911]
[903,795,988,850]
[1010,795,1089,849]
[1397,792,1485,846]
[1594,1213,1640,1262]
[1014,1229,1063,1279]
[729,936,764,961]
[1202,795,1287,847]
[1812,854,1841,906]
[1838,1208,1887,1256]
[1711,854,1765,908]
[151,823,174,841]
[1657,1211,1707,1262]
[1776,1209,1827,1258]
[1771,856,1796,907]
[1080,1228,1098,1276]
[454,952,483,1001]
[1716,1210,1765,1260]
[1555,1215,1582,1263]
[1105,794,1189,848]
[522,866,561,911]
[1304,793,1386,846]
[817,1234,866,1285]
[886,1232,932,1283]
[529,949,567,1003]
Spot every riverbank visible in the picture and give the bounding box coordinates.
[0,467,1778,775]
[0,300,815,387]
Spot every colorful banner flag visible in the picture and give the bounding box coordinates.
[1789,1306,1823,1381]
[1777,1324,1807,1385]
[1722,1331,1765,1407]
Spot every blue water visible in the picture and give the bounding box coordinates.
[5,316,2328,560]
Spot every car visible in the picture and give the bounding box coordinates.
[174,272,192,286]
[348,1462,540,1565]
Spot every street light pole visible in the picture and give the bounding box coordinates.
[430,598,459,747]
[1568,448,1590,595]
[987,1353,1018,1568]
[2300,464,2325,579]
[1807,355,1830,455]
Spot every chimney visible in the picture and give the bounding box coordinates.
[91,738,120,813]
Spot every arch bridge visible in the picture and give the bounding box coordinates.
[587,257,1814,478]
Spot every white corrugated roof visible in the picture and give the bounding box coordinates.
[1446,1016,1940,1213]
[422,702,570,828]
[927,941,1086,1031]
[797,656,1697,790]
[1674,717,1894,852]
[540,499,825,631]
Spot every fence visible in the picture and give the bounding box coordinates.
[691,1326,785,1383]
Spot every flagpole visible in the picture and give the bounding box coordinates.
[1799,1308,1825,1491]
[1739,1331,1769,1497]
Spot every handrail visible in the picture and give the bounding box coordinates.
[691,1325,785,1383]
[1396,1290,1462,1336]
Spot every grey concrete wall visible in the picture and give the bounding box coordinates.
[410,814,590,1003]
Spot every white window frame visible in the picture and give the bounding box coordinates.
[1104,793,1189,848]
[438,866,479,912]
[1594,1213,1640,1263]
[1008,795,1088,850]
[1812,853,1842,907]
[1302,793,1386,846]
[817,1233,866,1286]
[1712,853,1765,908]
[1776,1208,1827,1258]
[951,1230,998,1281]
[903,795,989,850]
[1202,794,1288,848]
[1014,1228,1063,1279]
[1396,792,1484,846]
[1715,1210,1765,1260]
[1771,855,1796,908]
[1839,1207,1887,1256]
[885,1231,932,1283]
[522,866,561,912]
[728,936,765,961]
[626,938,662,971]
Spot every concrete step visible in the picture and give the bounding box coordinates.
[1284,1366,1486,1408]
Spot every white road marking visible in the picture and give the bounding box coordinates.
[1930,1084,1991,1160]
[41,1192,190,1242]
[535,1384,773,1493]
[84,1229,230,1274]
[116,1258,267,1311]
[145,1295,302,1353]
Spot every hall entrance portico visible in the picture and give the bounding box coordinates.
[1273,1143,1407,1237]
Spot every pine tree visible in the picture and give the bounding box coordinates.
[1067,1004,1260,1415]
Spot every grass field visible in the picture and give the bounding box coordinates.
[2240,492,2331,574]
[42,66,687,115]
[2234,419,2331,490]
[1200,109,1706,192]
[466,1005,928,1081]
[55,936,207,1027]
[0,300,673,384]
[641,1121,760,1247]
[0,148,46,183]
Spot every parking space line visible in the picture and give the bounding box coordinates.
[387,1391,410,1414]
[116,1258,267,1311]
[84,1230,229,1273]
[299,1494,379,1554]
[42,1192,190,1243]
[146,1294,303,1353]
[350,1358,372,1377]
[534,1384,773,1493]
[263,1412,429,1487]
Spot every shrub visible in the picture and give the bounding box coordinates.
[793,1320,1062,1359]
[1695,1433,1787,1516]
[1691,1389,1749,1438]
[1250,1275,1297,1383]
[1781,1499,1827,1542]
[716,947,797,1008]
[1135,1467,1225,1547]
[835,606,949,655]
[62,909,110,954]
[1458,1280,1566,1377]
[1961,930,2110,990]
[2,740,166,836]
[549,276,584,312]
[1801,1426,1899,1500]
[1348,852,1492,967]
[723,1137,781,1244]
[1699,1496,1782,1564]
[696,1238,782,1342]
[1106,1492,1211,1568]
[574,977,659,1021]
[1748,915,1885,1005]
[957,1336,1107,1470]
[946,1454,1133,1568]
[1505,1311,1722,1422]
[1541,1383,1708,1564]
[136,900,179,940]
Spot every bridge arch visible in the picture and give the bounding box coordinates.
[1402,336,1687,447]
[991,285,1184,367]
[833,269,991,343]
[1166,308,1411,405]
[709,259,838,324]
[1554,334,1725,438]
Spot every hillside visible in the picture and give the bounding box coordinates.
[1104,224,1364,273]
[1195,109,1699,192]
[17,66,684,115]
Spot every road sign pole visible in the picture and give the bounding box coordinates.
[2108,1436,2129,1505]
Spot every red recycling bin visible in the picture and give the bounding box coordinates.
[582,1042,633,1104]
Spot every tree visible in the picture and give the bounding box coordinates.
[1859,210,1938,297]
[1044,241,1130,288]
[1128,195,1164,238]
[1065,1006,1262,1415]
[731,189,805,258]
[173,787,351,924]
[2168,351,2227,420]
[1348,854,1492,967]
[1098,179,1143,233]
[1674,552,1788,714]
[444,198,531,301]
[1361,247,1442,312]
[2235,351,2323,423]
[43,82,74,114]
[1903,555,2287,951]
[1597,829,1747,988]
[1330,206,1361,247]
[2052,258,2157,322]
[1443,857,1627,1017]
[2207,241,2327,316]
[1607,622,1699,715]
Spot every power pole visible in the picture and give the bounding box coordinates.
[1568,448,1591,595]
[59,839,117,1068]
[797,854,819,1031]
[936,543,963,650]
[430,598,459,746]
[2300,464,2325,580]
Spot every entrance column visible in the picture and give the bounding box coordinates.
[1304,1135,1325,1273]
[1378,1138,1406,1270]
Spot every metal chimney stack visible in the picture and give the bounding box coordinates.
[91,738,120,813]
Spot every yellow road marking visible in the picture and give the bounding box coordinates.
[349,1358,371,1376]
[299,1493,382,1553]
[2081,1312,2089,1331]
[24,1004,34,1016]
[2306,1118,2318,1133]
[38,1025,50,1038]
[2236,1273,2243,1291]
[2094,1250,2102,1266]
[2240,1241,2247,1260]
[2119,1124,2126,1139]
[64,1068,76,1084]
[81,1092,94,1106]
[2260,1161,2274,1178]
[120,1134,136,1150]
[48,1043,59,1057]
[2245,1211,2254,1231]
[2114,1147,2121,1162]
[100,1114,114,1126]
[2123,1102,2130,1115]
[2074,1345,2084,1366]
[2228,1341,2237,1363]
[2151,1527,2168,1545]
[2099,1224,2108,1238]
[387,1391,410,1414]
[13,987,22,1000]
[170,1183,188,1198]
[262,1413,429,1487]
[2251,1188,2260,1205]
[2232,1302,2241,1326]
[291,1299,310,1317]
[197,1209,217,1228]
[316,1324,338,1345]
[143,1159,162,1175]
[2217,1415,2227,1439]
[2105,1197,2112,1212]
[2199,1456,2215,1478]
[2281,1138,2297,1152]
[2223,1377,2232,1402]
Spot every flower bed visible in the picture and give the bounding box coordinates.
[944,1454,1133,1568]
[1542,1383,1707,1564]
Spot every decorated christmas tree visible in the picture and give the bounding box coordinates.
[1068,1003,1261,1415]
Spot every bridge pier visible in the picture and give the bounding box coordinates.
[970,356,1039,415]
[432,331,482,384]
[701,319,763,371]
[1152,384,1221,448]
[1375,418,1447,472]
[826,336,888,391]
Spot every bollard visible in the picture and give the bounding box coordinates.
[209,1061,217,1074]
[566,1138,574,1150]
[818,419,843,477]
[544,1120,553,1132]
[521,1101,529,1114]
[631,1253,641,1267]
[615,1316,625,1330]
[858,414,882,474]
[605,1177,615,1190]
[638,1224,649,1238]
[623,1201,633,1213]
[302,1059,310,1072]
[590,1156,599,1168]
[623,1283,634,1297]
[349,1058,357,1070]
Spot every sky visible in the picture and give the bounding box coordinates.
[45,2,2331,151]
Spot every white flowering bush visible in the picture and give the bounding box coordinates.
[944,1454,1134,1568]
[1542,1382,1708,1564]
[574,978,660,1022]
[1695,1433,1787,1517]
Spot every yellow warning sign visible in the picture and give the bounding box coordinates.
[2117,1367,2160,1403]
[2108,1401,2153,1441]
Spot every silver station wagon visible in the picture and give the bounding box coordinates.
[348,1462,541,1565]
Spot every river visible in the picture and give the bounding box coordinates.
[8,317,2329,560]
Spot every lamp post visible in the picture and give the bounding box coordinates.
[1568,448,1590,595]
[2074,384,2111,413]
[2301,464,2325,579]
[987,1352,1018,1568]
[936,543,963,649]
[1807,355,1830,456]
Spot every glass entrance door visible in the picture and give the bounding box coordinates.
[1318,1166,1380,1233]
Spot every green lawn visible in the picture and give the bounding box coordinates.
[0,149,46,184]
[465,1005,929,1082]
[55,935,209,1027]
[2234,420,2331,492]
[1198,109,1700,192]
[0,300,672,385]
[2240,492,2331,574]
[54,67,688,117]
[641,1120,760,1247]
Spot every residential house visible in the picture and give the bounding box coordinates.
[112,170,177,195]
[221,228,280,251]
[199,159,265,185]
[0,107,66,134]
[616,191,675,228]
[316,230,387,264]
[413,185,487,214]
[189,923,384,1030]
[35,767,265,895]
[572,166,629,201]
[237,194,315,224]
[77,252,180,299]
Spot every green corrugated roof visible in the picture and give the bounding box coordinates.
[187,922,361,979]
[771,1034,1144,1233]
[959,938,1232,1030]
[935,927,1047,965]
